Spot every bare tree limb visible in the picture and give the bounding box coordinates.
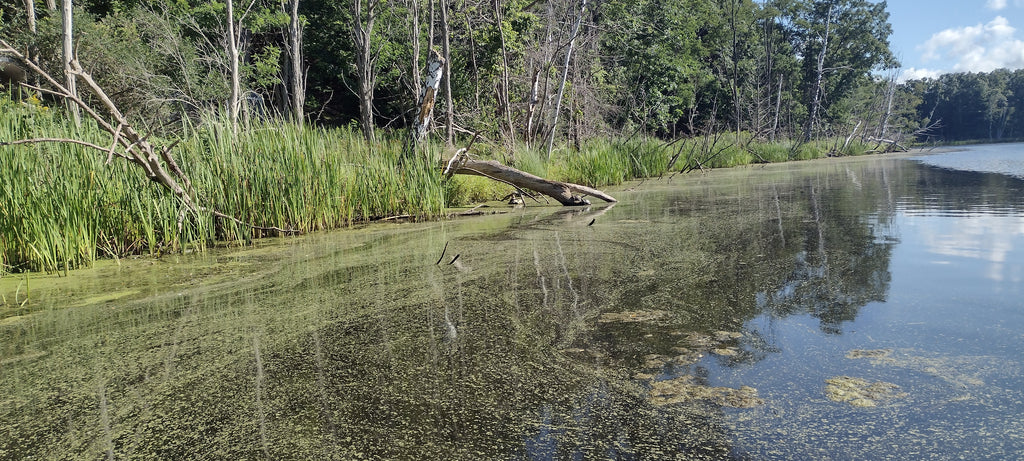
[1,138,131,161]
[1,38,299,241]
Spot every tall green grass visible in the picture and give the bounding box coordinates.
[1,101,445,274]
[2,95,878,275]
[550,138,669,187]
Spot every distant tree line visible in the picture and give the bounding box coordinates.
[901,69,1024,143]
[3,1,912,147]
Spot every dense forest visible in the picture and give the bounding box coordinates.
[902,69,1024,142]
[2,0,1024,274]
[4,1,1024,147]
[3,0,907,144]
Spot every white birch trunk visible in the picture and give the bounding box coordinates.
[227,0,240,129]
[439,0,454,146]
[412,49,445,147]
[545,0,587,159]
[493,0,515,149]
[804,5,832,141]
[62,0,80,126]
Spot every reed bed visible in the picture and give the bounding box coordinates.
[2,98,879,275]
[1,102,446,274]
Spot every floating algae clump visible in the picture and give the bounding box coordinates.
[845,348,988,388]
[711,347,739,357]
[825,376,907,407]
[713,331,743,341]
[598,310,672,323]
[649,375,764,408]
[846,349,893,360]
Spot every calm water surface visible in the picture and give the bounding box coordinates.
[2,144,1024,459]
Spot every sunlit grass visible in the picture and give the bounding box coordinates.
[2,96,873,274]
[1,101,446,274]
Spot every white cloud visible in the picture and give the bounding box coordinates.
[987,0,1007,10]
[897,67,943,82]
[919,16,1024,72]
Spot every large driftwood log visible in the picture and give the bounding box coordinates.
[442,151,616,206]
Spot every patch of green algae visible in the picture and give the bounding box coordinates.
[825,376,907,407]
[847,348,988,388]
[597,310,672,323]
[649,375,764,408]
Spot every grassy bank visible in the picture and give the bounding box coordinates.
[1,99,876,274]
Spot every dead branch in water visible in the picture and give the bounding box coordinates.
[441,147,617,206]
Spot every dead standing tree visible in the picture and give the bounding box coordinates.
[352,0,383,143]
[0,40,293,235]
[545,0,587,159]
[405,47,615,205]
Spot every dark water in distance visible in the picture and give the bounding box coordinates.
[2,144,1024,459]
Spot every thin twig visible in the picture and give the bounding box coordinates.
[1,138,131,161]
[202,207,300,235]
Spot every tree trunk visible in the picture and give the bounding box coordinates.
[465,12,481,111]
[287,0,304,126]
[841,120,861,152]
[442,155,616,206]
[25,0,36,57]
[226,0,240,129]
[493,0,515,150]
[773,75,782,141]
[408,0,421,101]
[439,0,454,146]
[729,0,741,140]
[545,0,587,159]
[804,5,832,141]
[757,11,775,139]
[352,0,378,142]
[24,0,39,87]
[410,49,445,156]
[878,74,896,140]
[428,0,435,51]
[525,69,540,145]
[62,0,80,126]
[533,1,556,143]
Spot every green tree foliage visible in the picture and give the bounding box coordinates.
[790,0,897,138]
[904,68,1024,142]
[598,0,706,136]
[1,0,904,144]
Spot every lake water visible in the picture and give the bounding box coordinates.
[2,144,1024,459]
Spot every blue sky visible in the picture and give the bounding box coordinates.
[887,0,1024,80]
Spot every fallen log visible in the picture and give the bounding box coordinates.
[407,48,615,206]
[864,136,909,152]
[441,152,617,206]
